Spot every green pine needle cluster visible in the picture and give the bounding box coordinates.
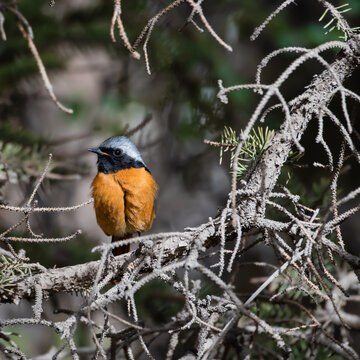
[0,122,48,187]
[220,126,275,177]
[319,3,360,40]
[0,256,32,295]
[0,141,50,185]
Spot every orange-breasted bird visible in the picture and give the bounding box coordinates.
[89,136,158,255]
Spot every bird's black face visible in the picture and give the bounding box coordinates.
[88,146,146,174]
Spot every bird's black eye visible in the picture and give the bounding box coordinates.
[113,149,122,157]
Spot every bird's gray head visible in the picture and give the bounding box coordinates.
[88,136,148,174]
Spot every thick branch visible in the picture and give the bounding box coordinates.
[239,35,360,226]
[0,232,199,303]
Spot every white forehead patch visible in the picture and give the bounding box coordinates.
[99,136,145,164]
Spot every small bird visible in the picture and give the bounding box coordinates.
[89,136,158,255]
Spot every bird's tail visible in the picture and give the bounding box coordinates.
[111,234,132,256]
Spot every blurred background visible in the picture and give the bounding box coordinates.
[1,0,360,357]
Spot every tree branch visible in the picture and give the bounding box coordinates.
[2,36,360,306]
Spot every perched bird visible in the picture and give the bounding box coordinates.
[89,136,158,255]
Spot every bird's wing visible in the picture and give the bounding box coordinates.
[91,172,127,237]
[114,168,157,234]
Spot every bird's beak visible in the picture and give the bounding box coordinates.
[88,148,110,156]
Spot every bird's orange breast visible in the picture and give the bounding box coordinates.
[91,168,158,238]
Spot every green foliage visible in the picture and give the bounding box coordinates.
[319,3,360,40]
[0,256,32,295]
[252,301,343,360]
[0,140,49,185]
[0,118,48,192]
[0,122,46,147]
[219,126,274,177]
